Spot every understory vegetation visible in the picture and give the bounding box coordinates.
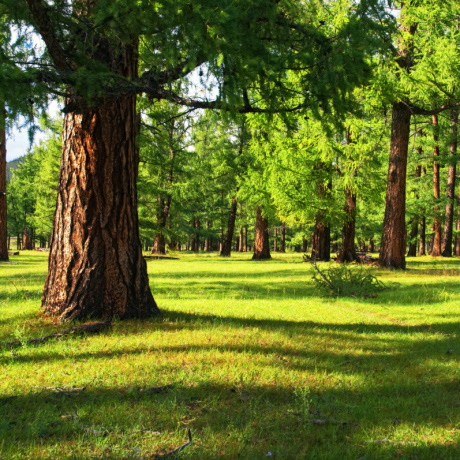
[1,252,460,459]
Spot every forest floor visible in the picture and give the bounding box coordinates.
[1,251,460,459]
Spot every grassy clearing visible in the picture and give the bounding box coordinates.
[1,251,460,459]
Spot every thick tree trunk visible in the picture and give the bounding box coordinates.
[22,228,33,250]
[252,206,271,260]
[42,92,159,321]
[431,114,442,257]
[378,102,411,269]
[0,105,8,262]
[442,109,458,257]
[220,196,237,257]
[337,189,358,263]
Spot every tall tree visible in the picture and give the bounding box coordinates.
[441,109,458,256]
[3,0,391,320]
[0,102,7,261]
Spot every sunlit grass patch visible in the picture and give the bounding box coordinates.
[1,251,460,458]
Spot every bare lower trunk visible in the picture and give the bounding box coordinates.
[407,218,418,257]
[42,94,159,321]
[273,227,278,252]
[379,102,411,269]
[455,217,460,256]
[238,226,244,252]
[311,216,330,262]
[442,109,458,257]
[0,106,8,262]
[431,114,442,257]
[252,207,271,260]
[337,189,358,263]
[220,196,237,257]
[22,228,33,250]
[280,223,286,253]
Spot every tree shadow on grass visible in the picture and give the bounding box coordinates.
[1,364,460,459]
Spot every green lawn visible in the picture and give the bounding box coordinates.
[1,251,460,459]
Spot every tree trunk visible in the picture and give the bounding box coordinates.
[302,238,308,253]
[431,114,442,257]
[337,189,358,263]
[252,206,271,260]
[378,102,411,269]
[220,196,237,257]
[22,228,33,250]
[280,223,286,253]
[152,196,167,255]
[407,219,418,257]
[455,216,460,256]
[441,109,458,257]
[369,236,375,253]
[238,226,244,252]
[0,104,8,262]
[311,216,330,262]
[42,94,159,321]
[273,227,278,252]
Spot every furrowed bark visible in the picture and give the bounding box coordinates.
[252,206,271,260]
[378,102,412,269]
[42,92,160,321]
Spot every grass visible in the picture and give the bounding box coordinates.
[1,251,460,459]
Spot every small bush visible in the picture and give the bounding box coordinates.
[311,261,385,297]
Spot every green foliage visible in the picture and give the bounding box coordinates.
[311,261,385,297]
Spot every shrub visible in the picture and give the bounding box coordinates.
[311,261,385,297]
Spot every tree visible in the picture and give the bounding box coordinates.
[3,0,391,320]
[0,102,7,260]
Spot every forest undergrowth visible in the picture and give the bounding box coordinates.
[1,252,459,459]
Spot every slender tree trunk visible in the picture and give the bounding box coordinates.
[280,223,286,253]
[0,103,8,261]
[192,218,201,252]
[455,216,460,256]
[42,92,159,320]
[431,114,442,256]
[302,238,308,253]
[407,219,418,257]
[337,189,358,263]
[243,226,248,252]
[152,196,167,255]
[369,236,375,253]
[220,196,237,257]
[238,226,244,252]
[311,216,330,261]
[273,227,278,252]
[442,109,458,257]
[379,102,411,269]
[252,207,271,260]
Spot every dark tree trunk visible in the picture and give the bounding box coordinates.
[192,218,201,252]
[243,226,248,252]
[152,196,167,255]
[204,220,213,252]
[369,237,375,253]
[220,196,237,257]
[280,223,286,253]
[22,228,33,250]
[442,109,458,257]
[379,102,412,269]
[0,105,8,262]
[407,219,418,257]
[455,216,460,256]
[431,114,442,257]
[252,207,271,260]
[311,216,330,262]
[302,239,308,253]
[337,189,358,263]
[273,227,278,252]
[42,72,159,320]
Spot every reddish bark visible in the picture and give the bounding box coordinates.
[311,216,330,262]
[431,114,442,257]
[42,38,159,321]
[252,207,271,260]
[441,109,458,257]
[280,223,286,253]
[378,102,412,269]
